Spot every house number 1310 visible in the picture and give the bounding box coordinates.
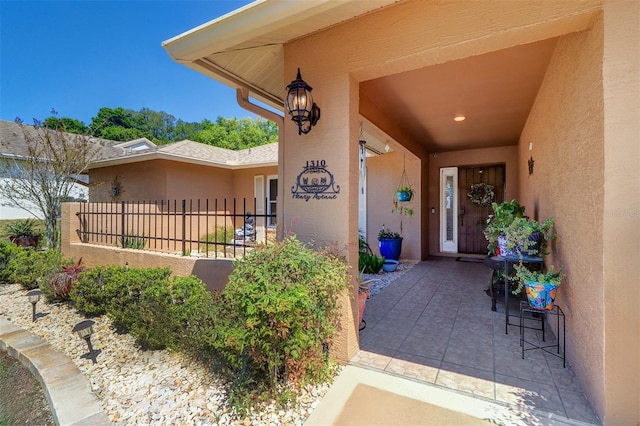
[305,160,326,168]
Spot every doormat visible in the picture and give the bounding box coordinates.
[455,257,485,263]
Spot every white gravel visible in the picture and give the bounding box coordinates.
[364,259,418,298]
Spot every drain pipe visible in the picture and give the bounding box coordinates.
[236,88,285,240]
[236,88,283,126]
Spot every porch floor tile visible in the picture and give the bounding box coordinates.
[352,257,601,425]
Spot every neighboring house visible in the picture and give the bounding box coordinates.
[87,139,279,226]
[160,1,639,424]
[0,120,118,220]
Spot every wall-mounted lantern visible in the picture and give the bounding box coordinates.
[285,68,321,135]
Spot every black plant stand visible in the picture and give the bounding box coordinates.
[484,255,544,334]
[520,301,566,367]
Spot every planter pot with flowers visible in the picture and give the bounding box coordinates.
[515,264,564,310]
[503,216,556,258]
[484,200,525,256]
[5,219,42,249]
[395,186,414,202]
[378,226,402,261]
[358,268,379,331]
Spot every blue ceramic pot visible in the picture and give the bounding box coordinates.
[396,191,412,202]
[379,237,403,261]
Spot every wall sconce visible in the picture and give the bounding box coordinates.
[111,187,119,196]
[285,68,321,135]
[72,320,98,364]
[26,289,43,322]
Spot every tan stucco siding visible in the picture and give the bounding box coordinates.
[89,160,276,206]
[282,0,605,366]
[367,151,421,261]
[163,161,234,200]
[89,162,169,202]
[428,146,519,256]
[232,166,278,211]
[519,18,606,420]
[601,1,640,424]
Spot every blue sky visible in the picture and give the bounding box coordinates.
[0,0,258,126]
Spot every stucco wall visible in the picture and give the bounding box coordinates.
[283,0,603,364]
[61,203,233,292]
[519,18,607,420]
[366,150,421,260]
[601,1,640,424]
[428,146,519,255]
[89,160,276,206]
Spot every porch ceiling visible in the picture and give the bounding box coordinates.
[162,0,557,154]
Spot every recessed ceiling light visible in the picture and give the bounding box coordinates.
[454,115,466,122]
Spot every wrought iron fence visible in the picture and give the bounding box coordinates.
[76,198,275,258]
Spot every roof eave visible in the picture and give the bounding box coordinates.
[89,152,277,171]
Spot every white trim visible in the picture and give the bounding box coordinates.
[254,175,265,215]
[267,175,278,227]
[440,167,458,253]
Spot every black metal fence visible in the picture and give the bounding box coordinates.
[76,198,276,258]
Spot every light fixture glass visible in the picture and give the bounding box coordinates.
[27,289,42,304]
[285,68,321,135]
[454,115,466,122]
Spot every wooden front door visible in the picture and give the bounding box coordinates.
[457,165,505,254]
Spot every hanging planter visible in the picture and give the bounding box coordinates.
[395,159,414,203]
[396,186,413,202]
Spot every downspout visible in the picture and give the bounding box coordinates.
[235,88,285,241]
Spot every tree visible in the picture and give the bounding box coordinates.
[43,117,89,135]
[0,119,102,249]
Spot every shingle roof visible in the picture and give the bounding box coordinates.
[92,139,278,169]
[0,120,122,160]
[1,120,278,170]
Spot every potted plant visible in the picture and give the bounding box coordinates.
[503,216,556,258]
[359,231,385,274]
[357,268,379,331]
[484,200,525,256]
[5,219,42,248]
[514,264,564,310]
[378,225,402,261]
[395,185,414,202]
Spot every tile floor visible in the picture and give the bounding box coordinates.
[352,257,601,425]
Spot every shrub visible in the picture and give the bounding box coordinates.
[43,258,83,301]
[135,275,217,351]
[119,235,145,250]
[70,265,172,330]
[2,246,62,289]
[199,227,230,252]
[359,252,384,274]
[208,236,350,411]
[0,241,21,284]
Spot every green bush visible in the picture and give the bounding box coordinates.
[0,241,21,284]
[199,227,230,251]
[70,265,172,330]
[207,235,349,411]
[119,235,145,250]
[359,252,384,274]
[1,245,62,289]
[136,275,217,351]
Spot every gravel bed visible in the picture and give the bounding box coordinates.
[0,284,333,425]
[364,259,418,298]
[0,262,415,425]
